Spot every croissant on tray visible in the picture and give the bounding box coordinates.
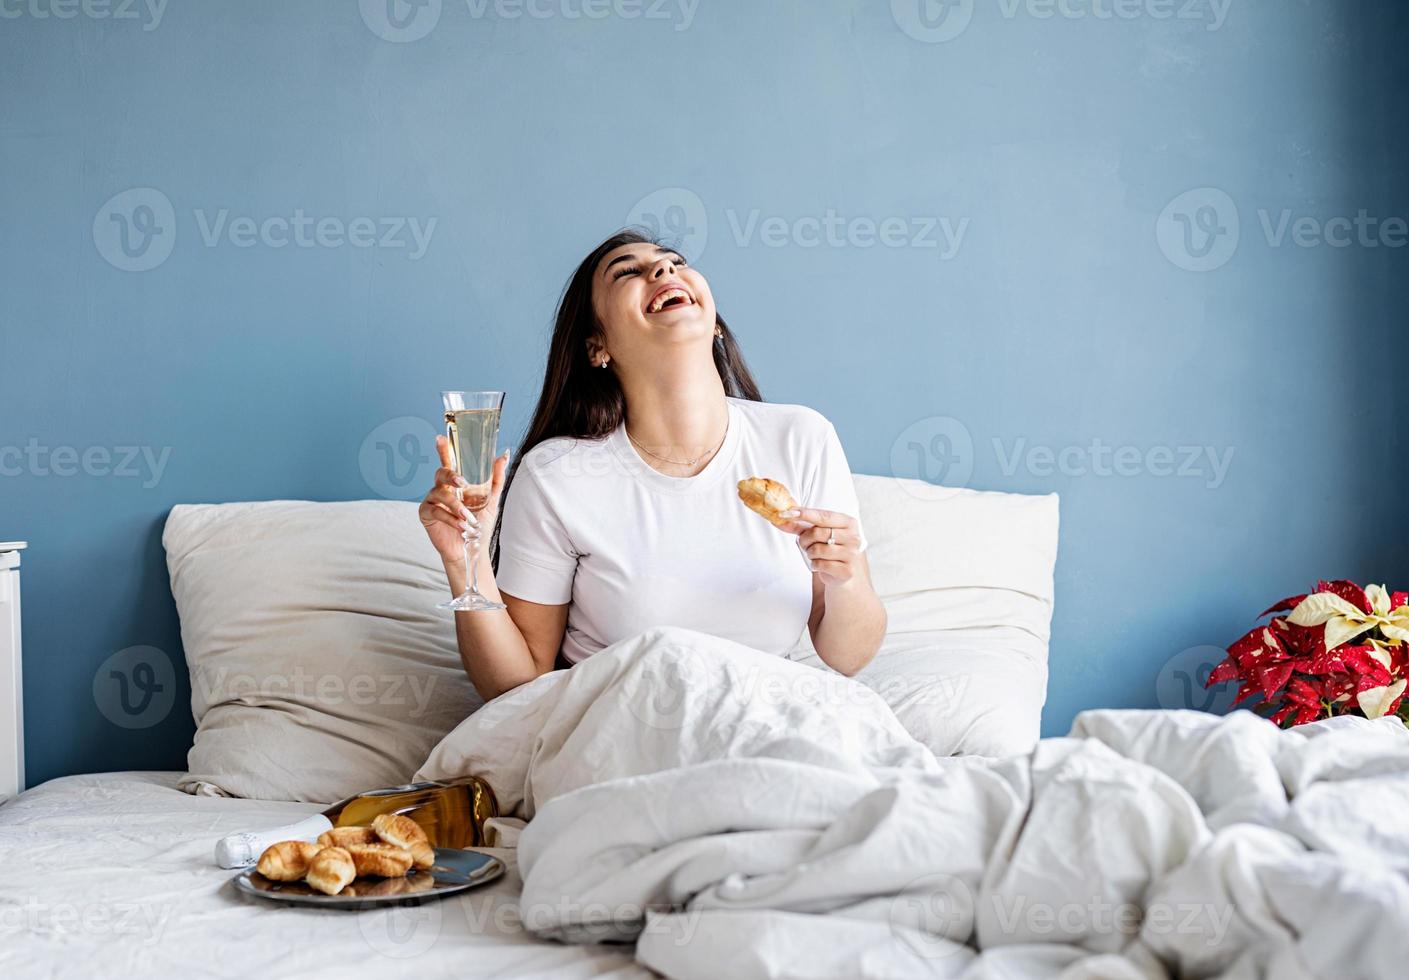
[255,816,437,895]
[347,843,414,878]
[305,846,356,896]
[317,826,380,849]
[373,813,435,869]
[372,813,427,848]
[255,840,323,882]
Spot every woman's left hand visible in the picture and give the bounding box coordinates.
[775,507,862,587]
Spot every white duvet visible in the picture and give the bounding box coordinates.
[418,626,1409,980]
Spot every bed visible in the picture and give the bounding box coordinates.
[4,476,1406,977]
[4,475,1061,977]
[6,664,1407,979]
[0,771,648,979]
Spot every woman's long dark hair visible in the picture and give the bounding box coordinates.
[491,229,764,569]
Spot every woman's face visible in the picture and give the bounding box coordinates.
[590,243,717,368]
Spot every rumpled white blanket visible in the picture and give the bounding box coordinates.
[417,627,1409,979]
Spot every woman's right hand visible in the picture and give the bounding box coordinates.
[418,437,511,566]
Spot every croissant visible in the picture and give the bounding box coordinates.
[347,843,414,878]
[737,477,797,527]
[255,840,323,881]
[372,813,428,849]
[408,840,436,871]
[306,846,356,895]
[317,826,380,849]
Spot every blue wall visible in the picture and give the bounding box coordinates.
[3,0,1405,786]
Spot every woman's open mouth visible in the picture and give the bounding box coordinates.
[645,284,696,315]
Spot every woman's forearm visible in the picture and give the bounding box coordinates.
[443,555,548,700]
[813,578,887,676]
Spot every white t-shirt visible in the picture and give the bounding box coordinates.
[495,397,865,665]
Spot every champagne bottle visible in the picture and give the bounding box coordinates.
[214,778,498,869]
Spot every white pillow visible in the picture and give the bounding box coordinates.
[789,476,1059,757]
[164,501,483,803]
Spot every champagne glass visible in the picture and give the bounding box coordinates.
[437,390,507,612]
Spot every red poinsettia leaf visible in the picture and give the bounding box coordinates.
[1341,647,1393,686]
[1260,594,1310,618]
[1270,704,1296,727]
[1392,591,1408,611]
[1294,705,1323,726]
[1206,659,1242,687]
[1228,625,1288,670]
[1324,674,1357,703]
[1338,645,1371,667]
[1227,627,1261,660]
[1308,644,1345,675]
[1285,676,1324,708]
[1316,580,1372,614]
[1351,672,1395,698]
[1275,619,1334,667]
[1232,679,1263,707]
[1258,661,1295,700]
[1388,645,1409,673]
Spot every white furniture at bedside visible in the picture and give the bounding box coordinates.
[0,541,26,804]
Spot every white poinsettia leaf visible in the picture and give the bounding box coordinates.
[1357,680,1407,720]
[1323,616,1372,652]
[1288,592,1364,627]
[1366,584,1391,617]
[1380,623,1409,644]
[1367,645,1392,669]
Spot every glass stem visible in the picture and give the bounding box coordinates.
[466,528,481,597]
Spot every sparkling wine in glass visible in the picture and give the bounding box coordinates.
[438,390,506,612]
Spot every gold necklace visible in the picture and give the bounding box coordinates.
[626,418,729,468]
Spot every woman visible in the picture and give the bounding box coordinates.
[419,230,886,700]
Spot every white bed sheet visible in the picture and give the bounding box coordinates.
[0,771,648,980]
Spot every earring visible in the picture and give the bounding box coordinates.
[714,326,723,338]
[600,356,609,368]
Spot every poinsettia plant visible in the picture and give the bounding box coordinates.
[1207,580,1409,727]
